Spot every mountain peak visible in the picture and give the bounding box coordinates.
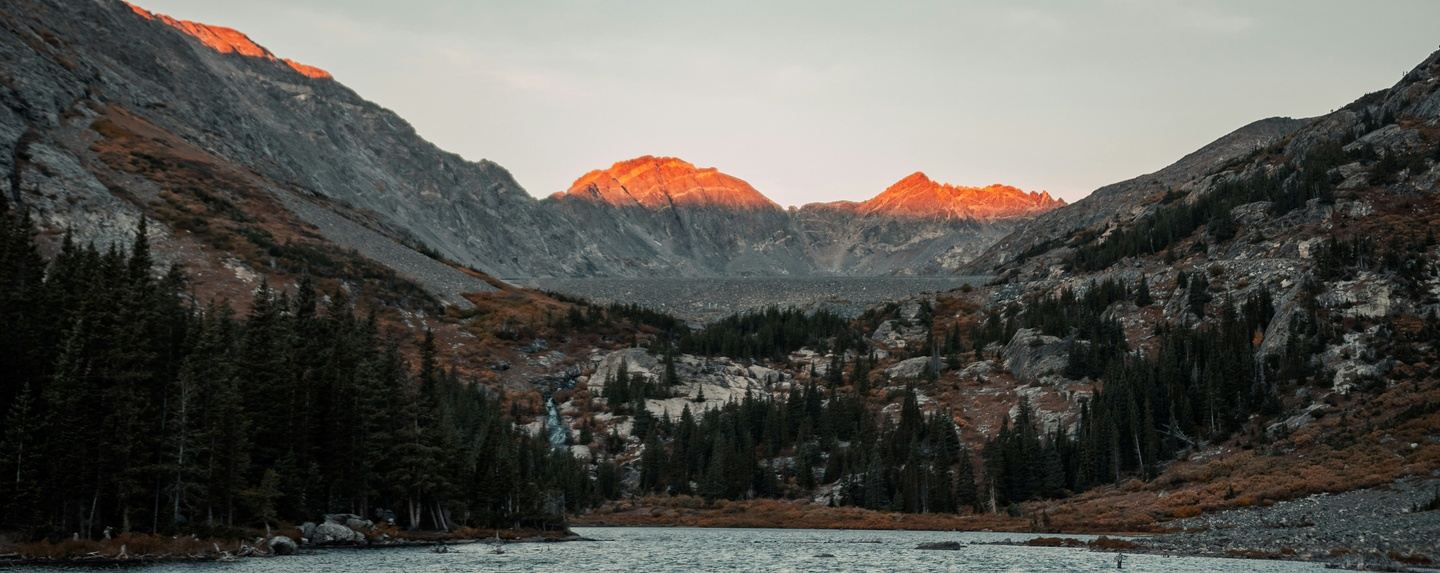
[555,155,779,210]
[896,171,935,186]
[125,2,332,79]
[855,173,1065,220]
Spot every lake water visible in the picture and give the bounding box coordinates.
[6,527,1327,573]
[509,277,988,323]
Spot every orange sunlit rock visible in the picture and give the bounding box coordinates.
[828,172,1065,220]
[555,156,780,210]
[124,2,330,80]
[283,58,333,79]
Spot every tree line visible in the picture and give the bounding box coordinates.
[1071,140,1349,273]
[606,355,984,514]
[0,202,595,540]
[979,286,1307,507]
[677,306,861,361]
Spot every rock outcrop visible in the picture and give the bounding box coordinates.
[584,348,788,430]
[266,535,298,555]
[1002,328,1070,382]
[885,356,939,380]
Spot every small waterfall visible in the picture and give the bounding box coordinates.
[544,398,568,450]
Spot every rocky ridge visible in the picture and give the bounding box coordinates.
[816,171,1064,220]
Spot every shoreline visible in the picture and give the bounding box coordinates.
[572,477,1440,571]
[0,528,587,566]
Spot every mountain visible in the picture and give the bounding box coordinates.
[1,0,1061,288]
[556,156,779,211]
[963,116,1306,275]
[543,156,811,276]
[931,46,1440,541]
[2,0,583,308]
[546,156,1065,276]
[5,0,1440,563]
[578,48,1440,557]
[822,172,1064,220]
[792,172,1064,275]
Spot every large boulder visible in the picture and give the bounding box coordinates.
[1318,274,1393,319]
[870,320,926,349]
[591,348,658,393]
[345,517,373,532]
[957,360,997,380]
[266,535,297,556]
[886,357,938,380]
[1002,328,1070,382]
[311,521,363,544]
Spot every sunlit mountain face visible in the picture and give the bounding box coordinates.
[555,156,1063,221]
[811,172,1065,220]
[125,2,331,79]
[555,155,780,211]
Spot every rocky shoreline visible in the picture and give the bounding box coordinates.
[976,476,1440,572]
[0,513,586,566]
[1130,476,1440,571]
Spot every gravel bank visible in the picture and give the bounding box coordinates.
[1139,476,1440,571]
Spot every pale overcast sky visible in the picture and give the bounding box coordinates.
[139,0,1440,206]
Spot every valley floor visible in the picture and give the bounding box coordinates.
[509,276,983,322]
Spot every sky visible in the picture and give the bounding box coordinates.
[140,0,1440,206]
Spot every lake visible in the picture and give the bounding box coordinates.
[4,527,1327,573]
[509,277,989,323]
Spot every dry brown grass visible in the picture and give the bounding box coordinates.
[577,496,1028,532]
[87,105,440,313]
[1029,377,1440,532]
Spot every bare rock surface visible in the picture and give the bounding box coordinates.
[1002,329,1070,382]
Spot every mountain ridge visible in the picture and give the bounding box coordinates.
[124,2,332,79]
[553,155,1064,221]
[0,0,1059,280]
[806,171,1064,220]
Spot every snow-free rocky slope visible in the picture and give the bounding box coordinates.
[1,0,1059,301]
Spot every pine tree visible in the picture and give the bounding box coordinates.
[1187,273,1211,318]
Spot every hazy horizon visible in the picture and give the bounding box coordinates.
[139,0,1440,207]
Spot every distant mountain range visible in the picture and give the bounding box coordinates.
[547,155,1063,277]
[0,0,1062,292]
